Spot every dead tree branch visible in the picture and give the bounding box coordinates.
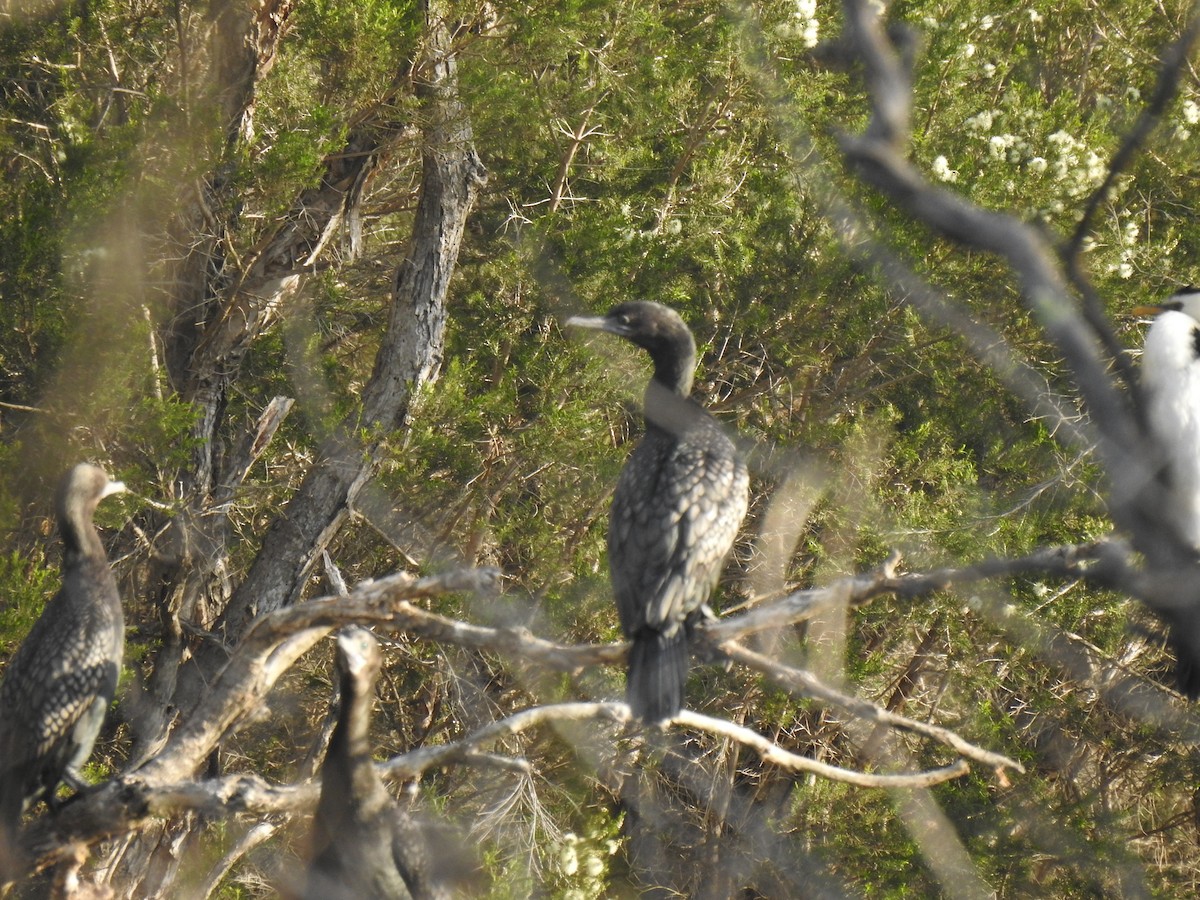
[675,711,971,787]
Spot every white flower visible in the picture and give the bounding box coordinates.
[585,855,605,878]
[1028,156,1047,174]
[791,0,819,47]
[1184,99,1200,124]
[979,15,994,30]
[1118,262,1134,279]
[1080,236,1097,252]
[964,42,976,58]
[1028,10,1043,23]
[1175,125,1192,142]
[1047,130,1077,148]
[932,155,959,182]
[1126,86,1141,103]
[983,62,996,77]
[560,843,579,876]
[988,134,1016,159]
[1123,220,1140,243]
[965,110,994,132]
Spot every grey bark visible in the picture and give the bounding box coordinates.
[80,4,482,894]
[213,15,486,646]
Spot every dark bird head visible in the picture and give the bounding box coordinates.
[336,625,383,690]
[55,463,124,560]
[566,301,698,395]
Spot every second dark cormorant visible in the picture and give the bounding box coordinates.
[306,626,413,899]
[0,463,125,875]
[568,301,749,723]
[306,626,477,899]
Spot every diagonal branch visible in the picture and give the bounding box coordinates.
[713,641,1024,774]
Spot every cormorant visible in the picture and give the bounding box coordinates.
[306,626,476,900]
[568,301,749,723]
[1135,288,1200,695]
[0,463,125,873]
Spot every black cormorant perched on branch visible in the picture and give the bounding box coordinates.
[0,463,125,874]
[568,301,749,723]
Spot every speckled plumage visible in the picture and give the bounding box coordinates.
[569,302,748,723]
[0,463,125,873]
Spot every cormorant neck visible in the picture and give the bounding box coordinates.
[647,336,696,397]
[61,507,105,565]
[333,669,373,763]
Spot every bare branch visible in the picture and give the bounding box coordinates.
[198,822,278,900]
[138,567,504,782]
[715,641,1024,774]
[675,711,971,787]
[381,701,624,779]
[706,542,1110,643]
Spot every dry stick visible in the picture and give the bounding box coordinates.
[675,710,971,787]
[38,699,971,865]
[705,542,1106,643]
[151,547,1106,784]
[197,821,278,900]
[148,542,1120,785]
[139,567,510,783]
[715,641,1023,774]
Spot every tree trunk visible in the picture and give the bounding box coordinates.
[95,6,482,896]
[214,11,486,645]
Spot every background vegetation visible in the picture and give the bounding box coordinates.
[2,0,1200,895]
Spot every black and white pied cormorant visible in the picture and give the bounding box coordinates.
[0,463,125,874]
[568,301,749,723]
[1135,288,1200,696]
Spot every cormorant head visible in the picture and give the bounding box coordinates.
[566,301,698,394]
[336,625,383,688]
[55,463,124,553]
[1135,286,1200,323]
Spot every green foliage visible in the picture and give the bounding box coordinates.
[0,549,56,655]
[5,0,1200,895]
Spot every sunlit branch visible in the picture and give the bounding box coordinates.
[675,710,971,787]
[713,641,1024,774]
